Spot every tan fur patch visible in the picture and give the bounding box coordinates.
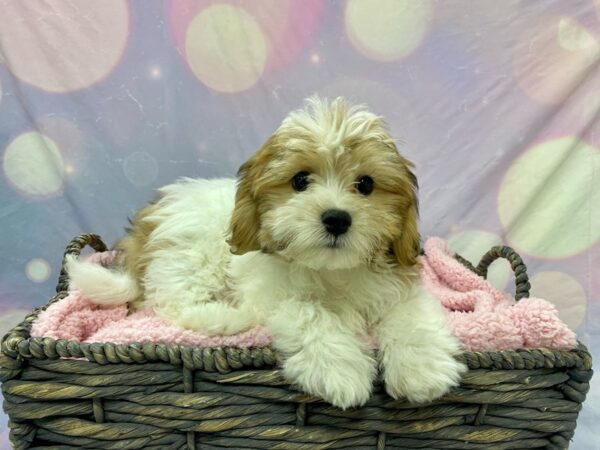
[114,202,159,310]
[228,136,280,255]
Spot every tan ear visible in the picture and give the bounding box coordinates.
[228,135,280,255]
[228,159,262,255]
[391,166,421,266]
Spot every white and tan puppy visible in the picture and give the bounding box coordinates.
[67,97,466,409]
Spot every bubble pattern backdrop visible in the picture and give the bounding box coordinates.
[0,0,599,448]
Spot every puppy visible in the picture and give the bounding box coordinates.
[67,97,466,409]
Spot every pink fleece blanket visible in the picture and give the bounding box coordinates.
[31,238,577,351]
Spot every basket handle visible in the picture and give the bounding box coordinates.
[56,234,108,293]
[475,246,531,300]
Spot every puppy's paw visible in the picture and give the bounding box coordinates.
[384,349,467,404]
[283,349,376,409]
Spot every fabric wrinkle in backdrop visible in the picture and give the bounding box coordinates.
[0,1,599,448]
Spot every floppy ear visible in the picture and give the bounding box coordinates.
[391,164,421,266]
[228,137,277,255]
[228,158,262,255]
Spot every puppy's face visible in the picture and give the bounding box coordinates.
[229,97,419,270]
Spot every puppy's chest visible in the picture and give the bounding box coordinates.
[315,277,389,313]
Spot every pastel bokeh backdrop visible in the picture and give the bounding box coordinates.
[0,0,599,448]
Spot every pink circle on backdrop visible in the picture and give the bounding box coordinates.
[168,0,323,75]
[0,0,129,93]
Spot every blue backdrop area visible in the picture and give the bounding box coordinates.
[0,1,598,447]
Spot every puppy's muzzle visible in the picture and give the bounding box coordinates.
[321,209,352,237]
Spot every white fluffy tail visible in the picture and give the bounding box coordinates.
[65,254,138,306]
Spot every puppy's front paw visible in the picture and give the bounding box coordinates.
[384,349,467,404]
[283,349,376,409]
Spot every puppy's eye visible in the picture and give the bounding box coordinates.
[291,171,310,192]
[356,176,374,195]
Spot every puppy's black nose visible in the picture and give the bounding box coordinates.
[321,209,352,237]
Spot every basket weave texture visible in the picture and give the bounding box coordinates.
[0,234,593,450]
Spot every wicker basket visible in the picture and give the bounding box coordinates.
[1,234,592,450]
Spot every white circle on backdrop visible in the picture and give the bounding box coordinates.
[3,131,65,197]
[185,4,268,93]
[498,136,600,259]
[345,0,433,61]
[123,152,159,187]
[26,258,51,283]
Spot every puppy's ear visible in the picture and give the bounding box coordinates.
[228,161,261,255]
[228,140,272,255]
[391,163,421,266]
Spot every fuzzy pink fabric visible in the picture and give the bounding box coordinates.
[421,237,576,350]
[31,238,577,351]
